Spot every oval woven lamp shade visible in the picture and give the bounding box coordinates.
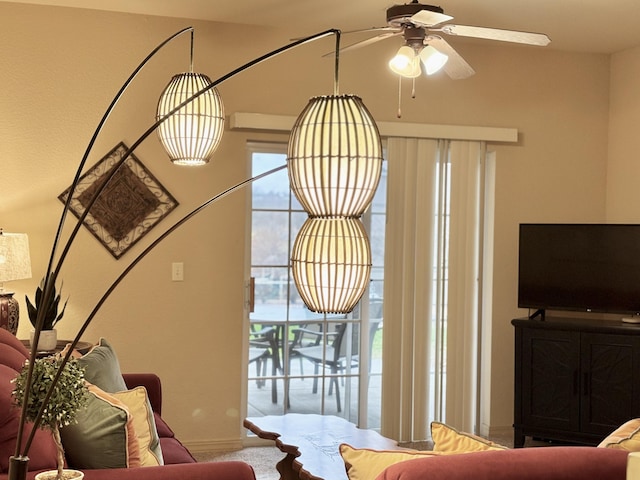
[287,95,383,218]
[291,217,372,314]
[156,72,225,166]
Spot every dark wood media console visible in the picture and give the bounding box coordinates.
[512,316,640,447]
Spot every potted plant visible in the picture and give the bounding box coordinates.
[12,355,89,480]
[25,275,68,351]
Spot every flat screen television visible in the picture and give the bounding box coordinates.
[518,223,640,317]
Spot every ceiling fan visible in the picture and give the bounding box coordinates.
[340,1,551,79]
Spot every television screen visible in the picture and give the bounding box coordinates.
[518,224,640,315]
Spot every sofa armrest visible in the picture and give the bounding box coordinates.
[122,373,162,415]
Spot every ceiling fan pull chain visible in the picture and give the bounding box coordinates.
[411,77,417,99]
[397,75,403,118]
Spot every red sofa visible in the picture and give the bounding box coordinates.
[0,328,255,480]
[376,446,629,480]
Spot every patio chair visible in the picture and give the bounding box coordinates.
[249,326,279,403]
[289,310,382,412]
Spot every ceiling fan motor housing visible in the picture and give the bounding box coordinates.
[387,3,444,27]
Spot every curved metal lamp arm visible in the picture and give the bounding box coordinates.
[16,26,195,460]
[49,28,340,298]
[18,27,342,457]
[50,26,195,280]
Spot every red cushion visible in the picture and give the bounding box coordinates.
[153,412,196,464]
[0,365,58,473]
[376,446,628,480]
[0,330,58,473]
[0,332,29,357]
[154,412,175,438]
[0,344,27,373]
[160,437,196,464]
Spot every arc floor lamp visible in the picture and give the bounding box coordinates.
[9,25,383,479]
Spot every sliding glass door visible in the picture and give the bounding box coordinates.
[245,142,386,429]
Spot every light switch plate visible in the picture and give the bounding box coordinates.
[172,262,184,281]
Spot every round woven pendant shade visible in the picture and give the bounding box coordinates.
[291,217,371,314]
[287,95,383,217]
[156,72,225,166]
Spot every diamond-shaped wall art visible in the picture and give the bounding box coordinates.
[59,142,179,259]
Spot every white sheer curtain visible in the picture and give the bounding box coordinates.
[381,137,485,441]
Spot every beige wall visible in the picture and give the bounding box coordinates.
[607,44,640,222]
[0,1,622,449]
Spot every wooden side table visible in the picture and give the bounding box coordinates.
[20,339,93,356]
[244,414,399,480]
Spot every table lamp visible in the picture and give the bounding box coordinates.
[0,230,32,335]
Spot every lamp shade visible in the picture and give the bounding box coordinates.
[287,95,383,217]
[291,217,371,314]
[420,45,448,75]
[0,231,32,335]
[389,45,422,78]
[156,72,225,166]
[0,232,32,284]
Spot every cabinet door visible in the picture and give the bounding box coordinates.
[522,328,580,431]
[581,333,640,436]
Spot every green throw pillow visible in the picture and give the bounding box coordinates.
[61,384,140,469]
[77,338,128,393]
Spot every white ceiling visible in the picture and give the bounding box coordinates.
[4,0,640,54]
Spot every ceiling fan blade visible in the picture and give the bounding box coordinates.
[341,26,398,35]
[410,10,454,27]
[427,36,475,79]
[323,31,401,57]
[439,24,551,46]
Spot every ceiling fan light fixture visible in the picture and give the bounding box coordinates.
[389,45,421,78]
[420,45,448,75]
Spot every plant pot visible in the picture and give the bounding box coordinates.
[34,470,83,480]
[29,329,58,352]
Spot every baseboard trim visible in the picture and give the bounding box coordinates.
[183,438,244,454]
[480,423,513,439]
[242,436,276,448]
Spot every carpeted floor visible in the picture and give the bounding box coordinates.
[194,447,283,480]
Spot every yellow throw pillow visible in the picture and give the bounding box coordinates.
[113,387,164,466]
[339,443,441,480]
[430,422,507,453]
[598,419,640,450]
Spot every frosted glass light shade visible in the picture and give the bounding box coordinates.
[0,232,32,284]
[156,72,225,166]
[389,46,421,78]
[287,95,383,217]
[291,217,371,314]
[420,45,448,75]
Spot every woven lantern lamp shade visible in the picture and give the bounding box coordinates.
[287,94,383,218]
[156,72,225,166]
[0,231,32,334]
[291,217,371,314]
[288,94,382,313]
